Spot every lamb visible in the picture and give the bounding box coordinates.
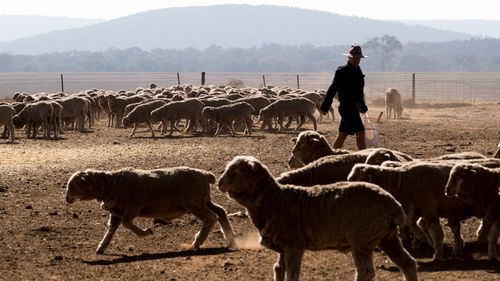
[288,130,352,168]
[277,153,369,186]
[0,104,15,143]
[218,156,418,281]
[259,97,317,132]
[385,88,403,119]
[65,167,236,254]
[122,100,167,138]
[445,163,500,260]
[150,98,205,136]
[202,102,255,137]
[347,162,480,260]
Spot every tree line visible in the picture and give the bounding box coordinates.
[1,36,500,72]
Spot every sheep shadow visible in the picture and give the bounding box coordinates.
[82,247,234,265]
[380,259,499,274]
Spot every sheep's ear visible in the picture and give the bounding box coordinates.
[290,137,297,144]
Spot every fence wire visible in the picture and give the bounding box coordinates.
[0,72,499,102]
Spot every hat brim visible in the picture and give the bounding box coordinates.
[343,53,366,58]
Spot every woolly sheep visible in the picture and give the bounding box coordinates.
[288,130,352,168]
[13,101,53,139]
[385,88,403,119]
[122,100,167,138]
[239,96,272,116]
[0,104,15,143]
[66,167,236,254]
[259,97,317,132]
[55,96,90,132]
[202,102,255,137]
[150,98,205,136]
[107,95,146,128]
[347,162,480,260]
[433,151,486,160]
[218,156,418,281]
[277,153,369,186]
[445,163,500,259]
[364,148,415,165]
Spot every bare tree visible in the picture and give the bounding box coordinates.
[364,35,403,71]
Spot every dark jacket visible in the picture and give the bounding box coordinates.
[320,61,367,113]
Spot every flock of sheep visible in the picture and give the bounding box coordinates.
[65,129,499,281]
[2,84,497,281]
[0,83,338,143]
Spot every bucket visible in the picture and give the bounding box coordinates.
[363,114,380,148]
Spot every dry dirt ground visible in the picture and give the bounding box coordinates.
[1,103,499,281]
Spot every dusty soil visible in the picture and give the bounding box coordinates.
[1,103,499,281]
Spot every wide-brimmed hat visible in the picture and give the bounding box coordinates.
[343,45,366,58]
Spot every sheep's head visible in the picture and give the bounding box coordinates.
[445,164,478,201]
[12,114,25,129]
[122,116,132,128]
[347,164,374,183]
[65,170,103,204]
[365,149,396,165]
[289,131,336,168]
[218,156,272,205]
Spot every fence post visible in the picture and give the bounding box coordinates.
[262,75,266,88]
[412,73,416,103]
[201,72,206,86]
[296,74,300,89]
[177,72,180,85]
[60,74,64,93]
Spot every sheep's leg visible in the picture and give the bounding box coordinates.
[146,121,155,138]
[207,201,236,248]
[329,107,335,122]
[307,113,317,131]
[121,217,153,237]
[282,248,304,281]
[190,208,218,249]
[294,116,305,131]
[244,118,253,135]
[416,218,433,246]
[425,217,445,260]
[447,219,465,257]
[487,219,499,260]
[213,123,221,137]
[168,120,175,136]
[284,116,293,129]
[351,246,376,281]
[129,124,137,137]
[476,219,492,242]
[96,214,121,254]
[378,230,418,281]
[228,122,237,136]
[274,253,286,281]
[6,122,14,143]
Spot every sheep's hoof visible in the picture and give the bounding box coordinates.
[146,228,153,235]
[96,248,105,255]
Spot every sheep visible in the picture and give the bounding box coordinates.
[259,97,317,132]
[433,151,486,160]
[288,130,352,168]
[107,95,146,128]
[239,96,272,116]
[217,156,418,281]
[347,162,480,260]
[122,100,167,138]
[47,101,62,139]
[12,101,53,139]
[150,98,205,136]
[277,153,369,187]
[385,88,403,119]
[65,167,236,254]
[445,163,500,260]
[364,148,415,165]
[0,104,15,143]
[202,102,255,137]
[55,96,89,132]
[494,143,500,158]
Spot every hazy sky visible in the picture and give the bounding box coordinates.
[2,0,500,21]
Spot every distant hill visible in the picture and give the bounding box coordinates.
[0,5,473,55]
[0,15,103,42]
[401,20,500,38]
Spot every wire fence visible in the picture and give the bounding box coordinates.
[0,72,499,102]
